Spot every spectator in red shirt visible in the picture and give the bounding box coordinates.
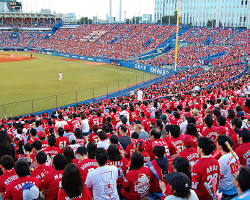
[0,155,18,198]
[31,151,52,180]
[107,144,128,189]
[57,163,92,200]
[44,135,61,157]
[56,127,69,150]
[202,115,218,142]
[4,159,41,200]
[235,128,250,166]
[42,154,67,200]
[121,152,151,200]
[77,144,98,183]
[191,137,220,200]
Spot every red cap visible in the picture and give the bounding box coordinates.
[64,124,70,131]
[231,97,237,102]
[243,115,250,119]
[183,135,195,147]
[184,112,191,118]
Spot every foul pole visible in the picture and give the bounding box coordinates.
[174,1,180,71]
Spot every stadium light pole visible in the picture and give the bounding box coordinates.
[119,0,122,23]
[109,0,112,23]
[174,1,180,72]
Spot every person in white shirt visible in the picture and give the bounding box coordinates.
[55,114,68,129]
[58,72,62,81]
[85,148,119,200]
[81,114,90,135]
[137,88,143,102]
[96,130,110,150]
[217,135,239,198]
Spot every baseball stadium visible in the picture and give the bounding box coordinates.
[0,0,249,200]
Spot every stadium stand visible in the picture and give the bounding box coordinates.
[0,14,249,200]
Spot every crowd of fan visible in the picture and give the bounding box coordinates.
[138,28,249,68]
[0,59,249,199]
[0,17,58,28]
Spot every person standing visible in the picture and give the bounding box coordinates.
[58,72,62,81]
[137,89,143,102]
[85,148,119,200]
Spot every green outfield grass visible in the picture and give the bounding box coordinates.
[0,52,157,118]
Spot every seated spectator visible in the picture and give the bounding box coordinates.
[85,148,119,200]
[233,166,250,195]
[57,163,92,200]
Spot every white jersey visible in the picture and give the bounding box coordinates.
[218,152,240,193]
[137,90,143,101]
[85,165,119,200]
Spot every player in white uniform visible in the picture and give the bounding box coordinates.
[58,72,62,81]
[137,88,143,102]
[217,135,240,199]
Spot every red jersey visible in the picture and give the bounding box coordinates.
[169,135,185,153]
[202,127,218,142]
[4,176,40,200]
[57,185,92,200]
[191,156,220,200]
[142,118,152,133]
[41,140,49,150]
[31,164,52,181]
[107,157,128,186]
[125,139,143,159]
[180,147,199,169]
[0,169,18,193]
[121,167,151,200]
[88,132,99,144]
[77,159,98,183]
[56,136,69,150]
[145,139,174,160]
[111,113,120,126]
[235,142,250,166]
[71,118,81,131]
[42,169,63,200]
[44,146,61,157]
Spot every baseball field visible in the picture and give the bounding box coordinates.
[0,51,156,118]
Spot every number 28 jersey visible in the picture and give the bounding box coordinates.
[191,156,220,200]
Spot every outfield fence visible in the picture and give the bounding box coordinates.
[0,73,157,118]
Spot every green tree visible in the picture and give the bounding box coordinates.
[78,17,92,24]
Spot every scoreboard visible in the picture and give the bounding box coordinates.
[9,1,22,11]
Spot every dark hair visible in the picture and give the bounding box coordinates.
[76,146,87,156]
[108,145,122,161]
[63,147,75,163]
[96,148,108,166]
[62,163,83,198]
[150,128,161,139]
[232,118,242,129]
[0,155,14,170]
[121,116,127,124]
[48,135,56,146]
[153,146,165,158]
[131,132,139,139]
[173,157,191,180]
[14,159,30,177]
[87,142,96,159]
[33,140,42,151]
[217,135,233,153]
[120,125,127,134]
[186,123,198,138]
[198,137,215,155]
[58,127,64,137]
[228,110,235,120]
[217,116,226,126]
[204,115,213,128]
[24,143,33,152]
[53,154,67,170]
[173,111,180,119]
[169,125,180,138]
[213,109,221,117]
[0,131,13,158]
[130,152,144,170]
[236,166,250,192]
[109,135,119,144]
[187,117,195,124]
[97,130,107,140]
[36,151,47,164]
[30,128,37,137]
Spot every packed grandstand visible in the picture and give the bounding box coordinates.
[0,13,249,200]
